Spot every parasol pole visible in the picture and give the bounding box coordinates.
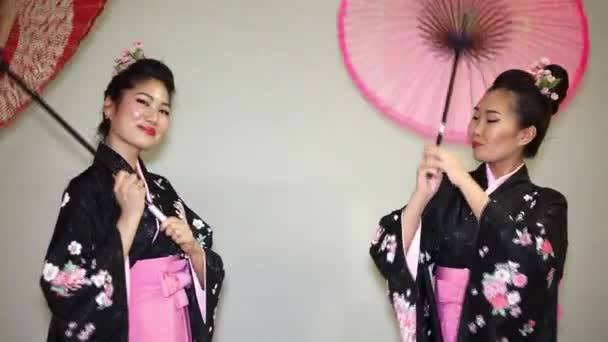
[0,47,168,222]
[435,48,462,146]
[0,48,96,154]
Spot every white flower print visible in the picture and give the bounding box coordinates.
[77,322,95,340]
[43,262,60,281]
[392,293,416,342]
[95,292,113,309]
[154,178,166,190]
[475,315,486,327]
[510,306,522,318]
[67,241,82,256]
[468,322,478,333]
[507,291,521,305]
[523,194,533,202]
[380,234,397,263]
[61,192,70,208]
[193,218,205,230]
[90,270,108,288]
[513,228,533,247]
[495,269,512,283]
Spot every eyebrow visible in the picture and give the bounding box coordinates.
[473,106,502,115]
[485,109,502,115]
[136,92,171,108]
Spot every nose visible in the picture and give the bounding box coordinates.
[143,108,158,124]
[472,119,484,137]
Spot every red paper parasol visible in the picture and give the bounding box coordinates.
[338,0,590,144]
[0,0,107,128]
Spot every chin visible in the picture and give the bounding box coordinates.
[128,137,162,151]
[472,150,492,163]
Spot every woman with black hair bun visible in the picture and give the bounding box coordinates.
[370,59,569,342]
[40,43,224,342]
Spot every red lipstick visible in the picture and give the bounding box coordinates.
[138,125,156,137]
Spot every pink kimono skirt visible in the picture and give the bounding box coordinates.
[128,256,193,342]
[435,266,470,342]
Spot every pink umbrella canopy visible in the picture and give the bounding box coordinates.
[338,0,590,143]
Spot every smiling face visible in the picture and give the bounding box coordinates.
[467,89,536,164]
[103,78,171,152]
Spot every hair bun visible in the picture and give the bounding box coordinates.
[544,64,569,115]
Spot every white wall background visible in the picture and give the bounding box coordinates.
[1,0,606,341]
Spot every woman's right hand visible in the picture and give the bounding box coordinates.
[414,154,443,202]
[113,170,146,254]
[113,170,146,218]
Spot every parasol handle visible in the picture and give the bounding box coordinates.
[0,48,169,223]
[0,48,96,155]
[427,49,462,179]
[435,49,462,146]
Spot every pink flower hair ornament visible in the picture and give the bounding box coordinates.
[528,57,562,101]
[112,41,145,76]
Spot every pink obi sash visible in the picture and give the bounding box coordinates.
[128,256,193,342]
[435,266,470,342]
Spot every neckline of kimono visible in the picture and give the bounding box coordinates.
[472,163,531,200]
[95,143,152,180]
[485,162,525,194]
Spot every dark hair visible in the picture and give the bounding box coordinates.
[97,58,175,139]
[488,64,569,158]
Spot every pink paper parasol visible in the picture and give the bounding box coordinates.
[338,0,590,144]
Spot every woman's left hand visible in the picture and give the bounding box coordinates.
[423,144,469,188]
[161,217,200,256]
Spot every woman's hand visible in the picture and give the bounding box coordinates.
[423,144,469,188]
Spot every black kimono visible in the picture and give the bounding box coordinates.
[370,164,567,341]
[40,143,225,341]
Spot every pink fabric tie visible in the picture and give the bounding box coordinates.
[160,263,192,309]
[128,256,193,342]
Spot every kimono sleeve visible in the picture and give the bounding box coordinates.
[369,180,446,285]
[369,208,416,286]
[40,180,127,341]
[166,179,225,339]
[476,188,567,339]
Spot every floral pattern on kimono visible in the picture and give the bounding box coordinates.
[370,164,567,341]
[40,143,225,342]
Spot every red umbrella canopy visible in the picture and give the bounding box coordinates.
[0,0,107,127]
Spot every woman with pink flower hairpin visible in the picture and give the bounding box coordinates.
[370,60,569,342]
[39,42,224,342]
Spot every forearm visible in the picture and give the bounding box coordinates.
[401,191,430,250]
[188,245,206,286]
[116,214,140,256]
[456,173,490,219]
